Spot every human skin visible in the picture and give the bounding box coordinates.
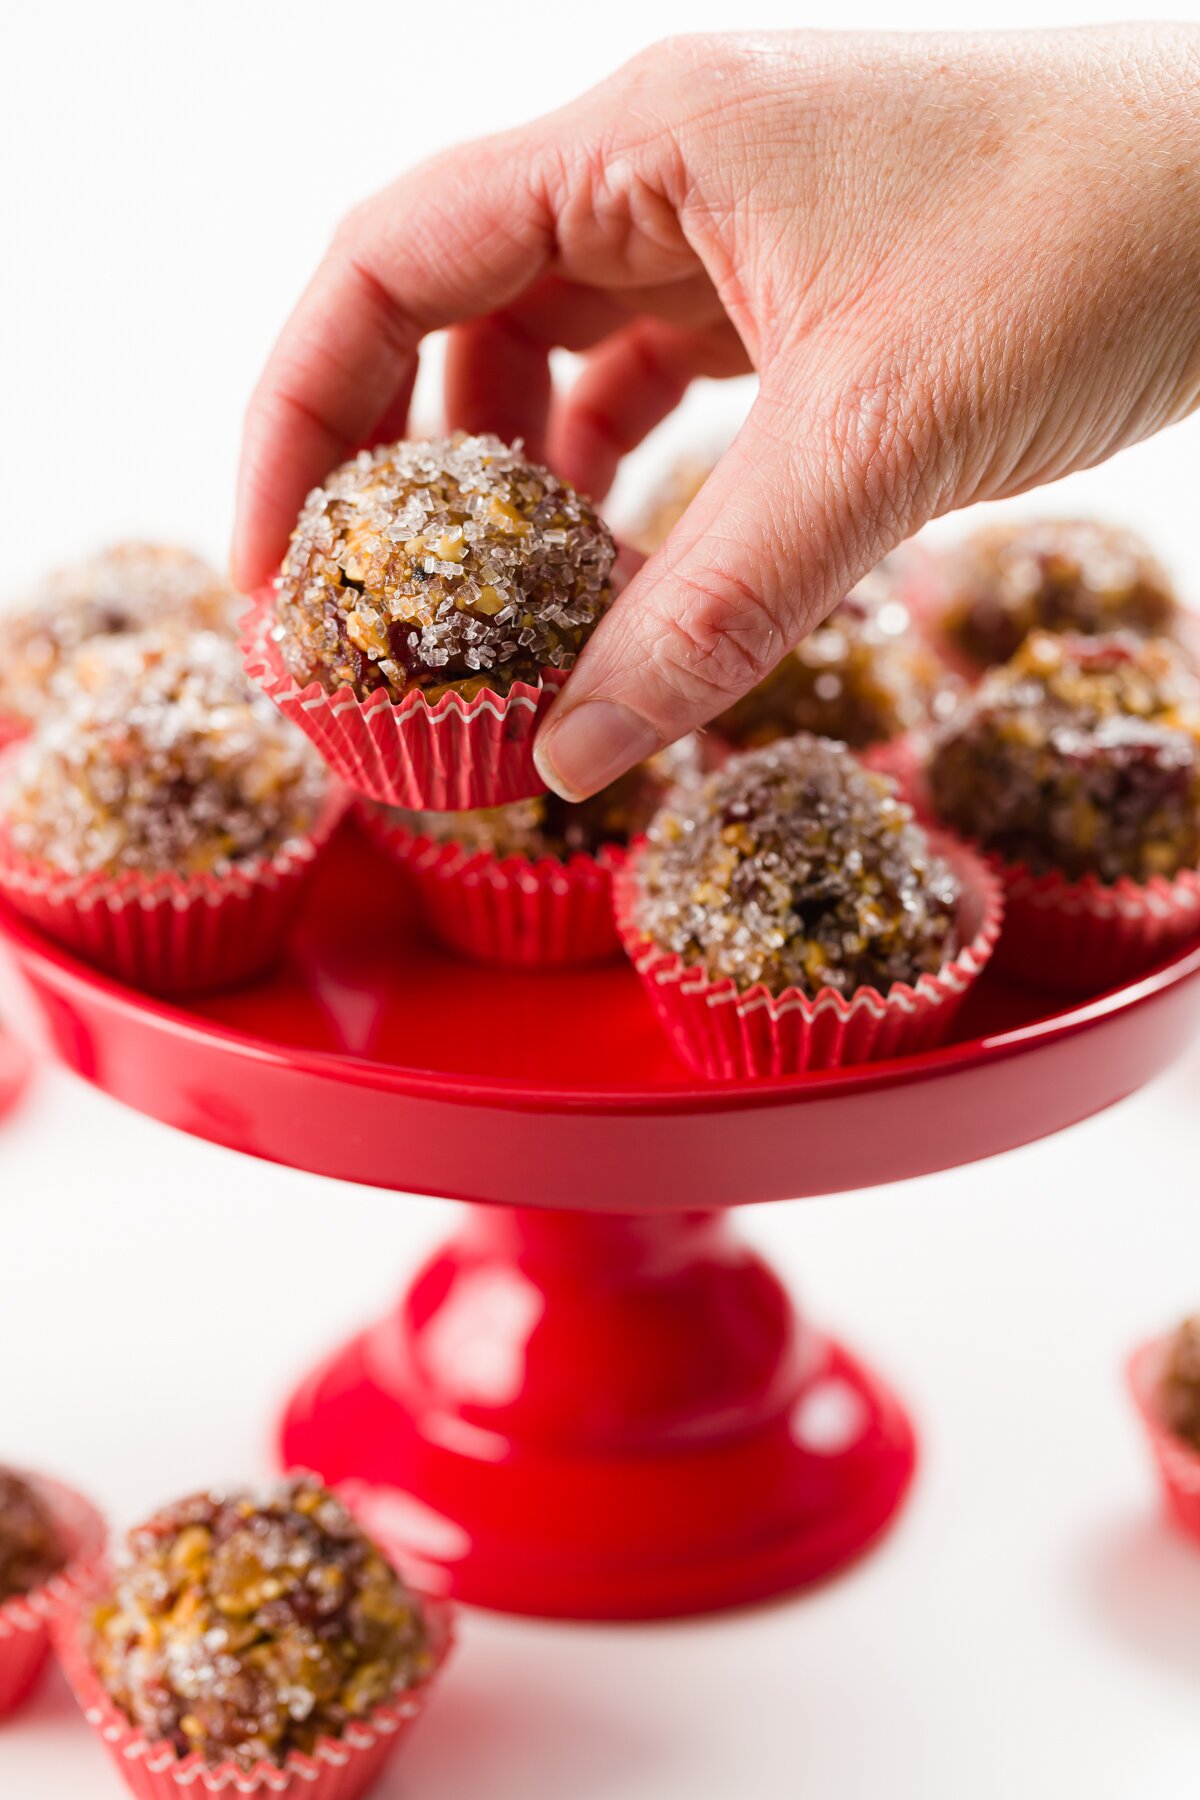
[233,26,1200,799]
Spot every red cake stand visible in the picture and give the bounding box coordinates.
[2,827,1199,1619]
[0,1020,29,1121]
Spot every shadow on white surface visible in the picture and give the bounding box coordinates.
[395,1632,663,1798]
[1081,1511,1200,1686]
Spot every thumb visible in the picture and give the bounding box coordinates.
[533,377,937,800]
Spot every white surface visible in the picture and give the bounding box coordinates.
[2,3,1200,1796]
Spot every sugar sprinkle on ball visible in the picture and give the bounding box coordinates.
[0,543,242,726]
[940,518,1180,668]
[88,1476,430,1771]
[929,631,1200,883]
[273,432,616,702]
[632,733,962,998]
[2,631,329,878]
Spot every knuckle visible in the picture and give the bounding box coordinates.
[638,566,790,713]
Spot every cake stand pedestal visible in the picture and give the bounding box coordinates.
[281,1206,913,1617]
[2,829,1198,1618]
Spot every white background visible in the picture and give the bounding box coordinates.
[3,3,1200,1796]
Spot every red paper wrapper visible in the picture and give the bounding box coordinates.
[990,858,1200,994]
[0,1473,106,1719]
[55,1577,452,1800]
[615,832,1003,1079]
[243,587,565,812]
[1128,1338,1200,1544]
[357,801,623,968]
[0,784,346,997]
[0,715,29,754]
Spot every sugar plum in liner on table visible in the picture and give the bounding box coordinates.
[0,541,244,745]
[359,735,707,968]
[928,630,1200,991]
[615,732,1002,1079]
[0,629,343,995]
[57,1475,450,1800]
[1130,1318,1200,1548]
[245,431,616,810]
[0,1464,106,1718]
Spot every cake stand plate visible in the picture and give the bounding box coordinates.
[2,827,1199,1618]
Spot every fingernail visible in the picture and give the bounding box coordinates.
[534,700,660,801]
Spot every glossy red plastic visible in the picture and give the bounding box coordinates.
[282,1208,915,1617]
[0,1023,28,1121]
[3,830,1198,1209]
[3,828,1199,1617]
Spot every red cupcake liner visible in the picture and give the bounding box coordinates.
[0,1472,107,1719]
[243,587,565,812]
[1128,1338,1200,1545]
[0,714,30,754]
[0,780,347,998]
[357,801,623,969]
[990,857,1200,994]
[55,1572,452,1800]
[615,831,1003,1079]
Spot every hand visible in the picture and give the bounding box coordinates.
[233,25,1200,798]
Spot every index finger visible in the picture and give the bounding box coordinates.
[232,133,558,592]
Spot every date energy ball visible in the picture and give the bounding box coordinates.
[274,433,616,703]
[2,631,329,878]
[715,561,959,751]
[929,631,1200,883]
[0,1468,65,1603]
[0,543,241,727]
[628,455,718,555]
[940,519,1180,668]
[89,1478,430,1770]
[1159,1317,1200,1451]
[632,733,962,997]
[395,737,705,861]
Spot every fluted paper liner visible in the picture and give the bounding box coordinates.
[243,587,565,811]
[358,801,622,968]
[615,832,1003,1079]
[991,858,1200,994]
[0,715,29,754]
[55,1570,451,1800]
[0,1473,106,1718]
[1129,1337,1200,1546]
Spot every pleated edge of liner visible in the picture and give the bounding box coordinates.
[241,589,566,727]
[0,785,348,916]
[0,1480,107,1640]
[1005,861,1200,924]
[56,1587,452,1794]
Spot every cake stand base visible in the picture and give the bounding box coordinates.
[279,1208,915,1620]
